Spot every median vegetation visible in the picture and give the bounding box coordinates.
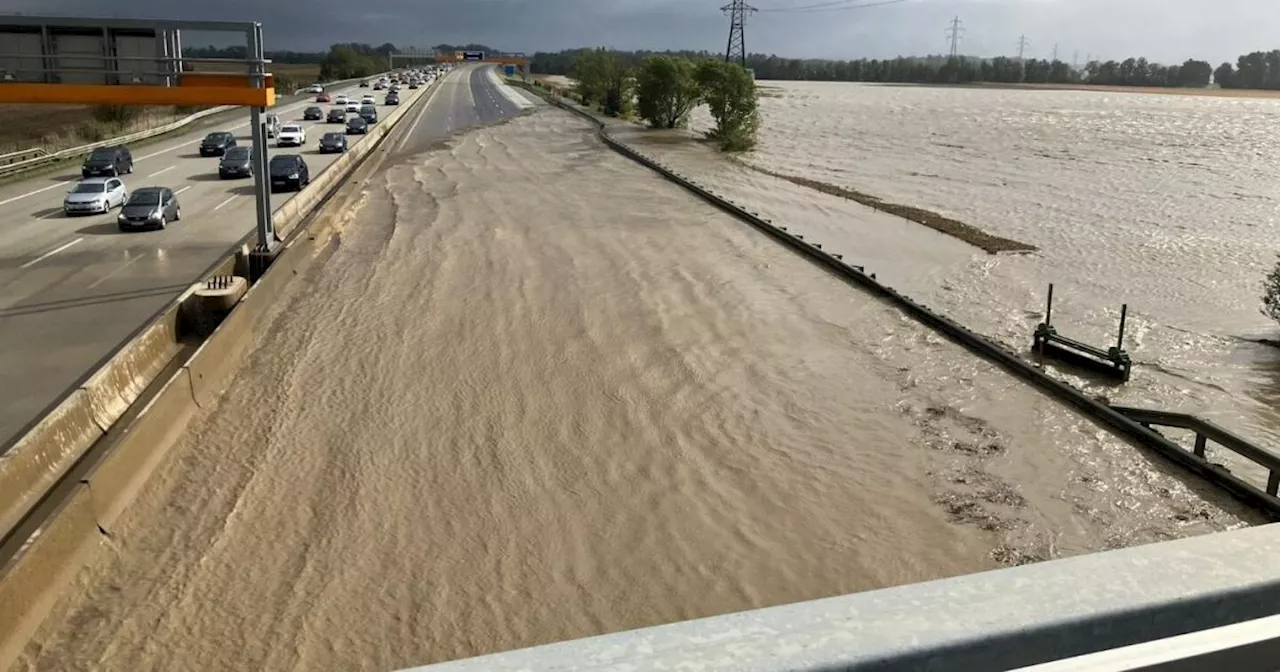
[567,50,760,152]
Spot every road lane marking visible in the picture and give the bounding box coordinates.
[87,253,143,289]
[213,195,238,211]
[174,185,192,195]
[147,165,174,178]
[0,179,77,207]
[21,237,84,269]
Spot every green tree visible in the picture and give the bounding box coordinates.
[695,59,760,152]
[1215,62,1236,88]
[570,48,631,115]
[319,44,379,80]
[636,55,701,128]
[1177,59,1212,87]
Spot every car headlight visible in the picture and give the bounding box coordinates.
[118,213,126,222]
[148,211,162,220]
[288,173,299,179]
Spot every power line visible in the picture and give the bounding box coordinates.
[1052,43,1058,62]
[721,0,757,67]
[758,0,905,13]
[945,15,964,58]
[1016,34,1030,61]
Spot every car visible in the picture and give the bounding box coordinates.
[268,154,310,192]
[265,114,280,138]
[384,93,400,105]
[334,94,348,105]
[308,84,323,93]
[198,131,237,157]
[358,105,378,124]
[373,82,384,91]
[276,124,306,147]
[81,145,133,178]
[345,116,368,135]
[360,94,375,105]
[359,80,369,87]
[218,145,253,179]
[63,177,127,215]
[327,107,347,123]
[303,106,324,121]
[117,186,180,231]
[389,83,401,92]
[344,101,359,113]
[318,132,348,154]
[408,80,419,89]
[316,92,331,103]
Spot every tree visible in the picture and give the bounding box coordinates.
[695,59,760,152]
[1215,62,1236,88]
[636,55,701,128]
[1177,59,1212,87]
[570,48,631,116]
[319,44,380,80]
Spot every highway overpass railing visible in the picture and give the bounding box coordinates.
[401,522,1280,671]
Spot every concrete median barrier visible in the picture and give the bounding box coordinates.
[82,305,183,431]
[0,391,102,543]
[81,369,198,532]
[0,485,98,668]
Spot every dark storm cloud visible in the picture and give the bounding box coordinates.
[3,0,1273,64]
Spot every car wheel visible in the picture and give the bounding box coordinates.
[173,206,181,222]
[157,216,167,230]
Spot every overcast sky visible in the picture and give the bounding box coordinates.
[7,0,1278,66]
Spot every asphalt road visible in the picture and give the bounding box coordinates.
[0,65,533,448]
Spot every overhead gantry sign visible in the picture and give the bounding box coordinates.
[0,15,283,260]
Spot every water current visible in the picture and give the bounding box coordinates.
[14,90,1263,671]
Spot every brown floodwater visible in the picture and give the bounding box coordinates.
[13,106,1256,672]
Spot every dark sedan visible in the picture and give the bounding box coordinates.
[345,116,368,135]
[302,106,324,121]
[117,187,180,231]
[384,93,400,105]
[199,131,237,156]
[269,154,310,192]
[318,132,348,154]
[218,145,254,179]
[327,107,347,123]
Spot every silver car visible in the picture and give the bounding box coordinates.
[63,177,128,215]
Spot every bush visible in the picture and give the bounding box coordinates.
[571,48,631,116]
[636,55,701,129]
[91,105,141,125]
[1262,257,1280,325]
[695,60,760,152]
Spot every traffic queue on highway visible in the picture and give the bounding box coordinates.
[59,65,449,231]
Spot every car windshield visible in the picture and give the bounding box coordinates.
[282,126,302,133]
[71,183,106,193]
[88,149,115,160]
[269,156,296,168]
[323,133,343,141]
[224,147,250,160]
[127,191,160,206]
[204,133,227,142]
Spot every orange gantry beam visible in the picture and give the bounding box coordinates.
[0,72,276,106]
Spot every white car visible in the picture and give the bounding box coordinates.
[334,94,348,105]
[345,102,360,113]
[276,124,306,147]
[308,84,323,93]
[360,95,375,105]
[63,177,128,215]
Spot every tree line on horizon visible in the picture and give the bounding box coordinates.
[183,43,501,82]
[530,48,1280,90]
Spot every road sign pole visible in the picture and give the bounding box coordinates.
[246,22,277,279]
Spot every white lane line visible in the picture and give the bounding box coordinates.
[21,237,84,269]
[396,87,437,152]
[213,194,238,211]
[148,165,175,178]
[174,185,192,195]
[0,179,76,207]
[86,253,143,290]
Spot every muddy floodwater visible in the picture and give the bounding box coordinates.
[15,104,1256,671]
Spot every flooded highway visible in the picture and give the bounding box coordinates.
[13,105,1256,671]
